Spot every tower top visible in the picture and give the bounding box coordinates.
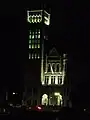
[27,9,50,25]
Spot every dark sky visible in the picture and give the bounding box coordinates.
[0,3,90,106]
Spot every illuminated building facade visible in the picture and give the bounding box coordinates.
[23,9,72,108]
[40,48,69,106]
[23,9,50,105]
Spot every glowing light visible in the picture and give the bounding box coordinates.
[38,44,40,48]
[37,106,41,110]
[29,45,31,49]
[13,92,15,95]
[42,94,48,105]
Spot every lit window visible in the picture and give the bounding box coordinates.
[32,32,34,34]
[29,16,32,23]
[29,54,31,59]
[35,44,37,48]
[32,54,34,59]
[38,44,40,48]
[32,44,34,49]
[35,35,37,38]
[35,53,37,59]
[30,31,31,34]
[29,35,31,39]
[38,29,40,33]
[35,31,37,34]
[29,45,31,49]
[29,40,31,43]
[38,35,40,38]
[38,54,40,59]
[38,40,40,43]
[32,35,34,39]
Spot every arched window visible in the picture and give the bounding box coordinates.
[42,94,48,106]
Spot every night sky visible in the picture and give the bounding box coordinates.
[0,3,90,107]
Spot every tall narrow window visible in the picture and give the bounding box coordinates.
[29,35,31,39]
[32,54,34,59]
[35,44,37,48]
[38,44,40,48]
[32,35,34,39]
[38,54,40,59]
[38,29,40,34]
[29,53,31,59]
[35,35,37,38]
[30,31,31,34]
[29,45,31,49]
[35,53,37,59]
[38,35,40,38]
[29,40,31,43]
[32,44,34,49]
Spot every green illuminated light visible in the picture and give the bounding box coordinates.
[32,35,34,39]
[32,54,34,59]
[38,35,40,38]
[38,44,40,48]
[32,44,34,49]
[35,44,37,48]
[38,54,40,59]
[35,35,37,38]
[29,35,31,39]
[29,40,31,43]
[29,45,31,49]
[35,53,37,59]
[29,53,31,59]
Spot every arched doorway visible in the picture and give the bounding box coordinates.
[49,92,63,106]
[41,94,48,106]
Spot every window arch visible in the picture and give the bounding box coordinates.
[42,94,48,106]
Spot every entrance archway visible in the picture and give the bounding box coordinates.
[49,92,63,106]
[41,94,48,106]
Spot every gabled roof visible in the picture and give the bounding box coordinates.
[48,47,60,57]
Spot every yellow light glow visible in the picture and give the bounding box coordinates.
[29,35,31,39]
[32,35,34,39]
[42,94,48,106]
[38,35,40,38]
[29,45,31,49]
[35,44,37,48]
[38,44,40,48]
[32,44,34,49]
